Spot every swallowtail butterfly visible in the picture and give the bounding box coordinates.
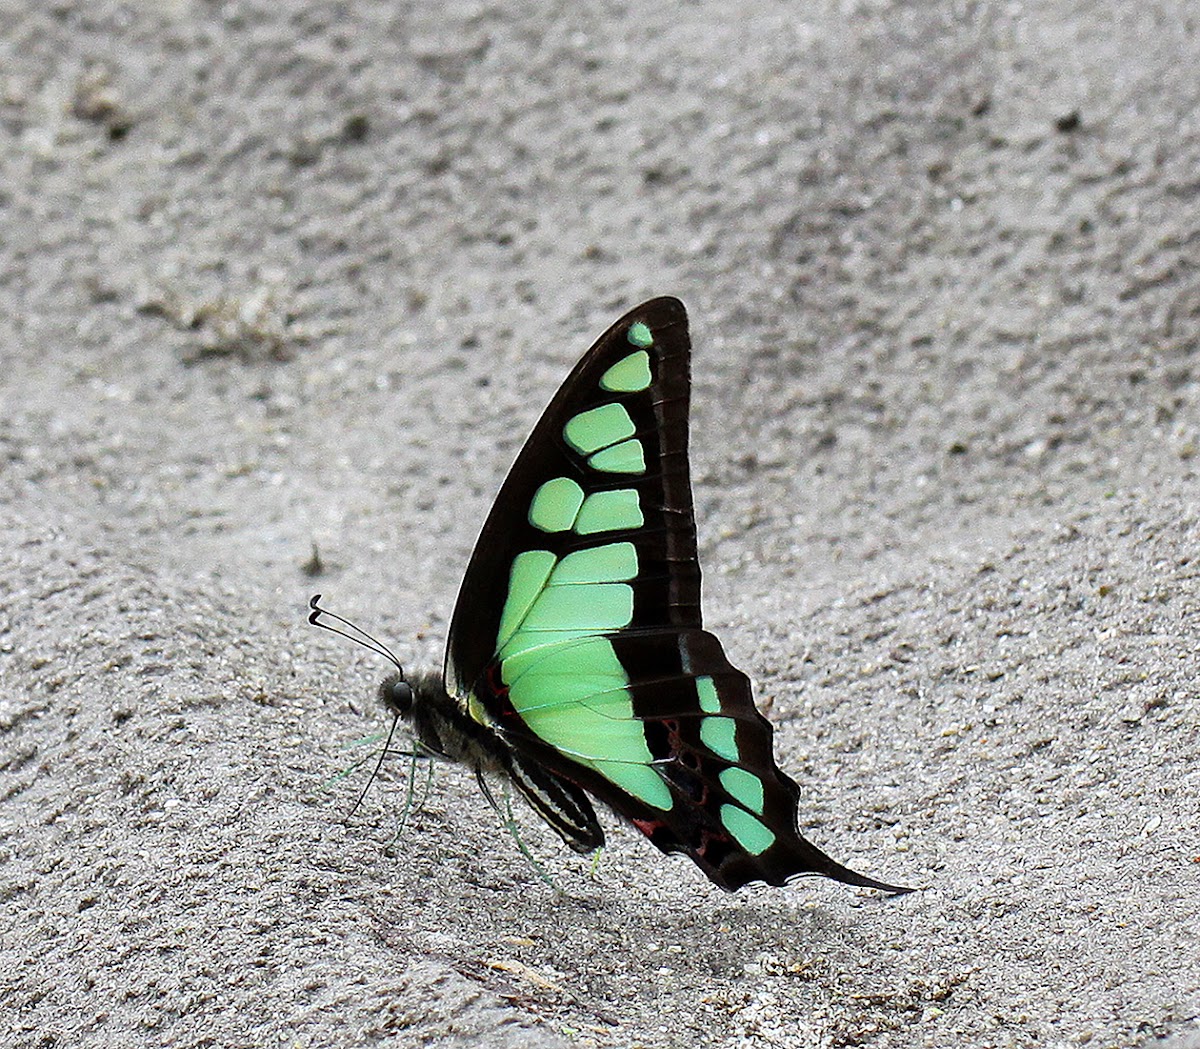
[312,298,909,893]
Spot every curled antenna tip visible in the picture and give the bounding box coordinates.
[307,593,405,674]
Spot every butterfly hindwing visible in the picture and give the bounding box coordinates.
[442,297,905,892]
[479,627,898,890]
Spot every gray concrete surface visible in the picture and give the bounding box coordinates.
[2,1,1198,1045]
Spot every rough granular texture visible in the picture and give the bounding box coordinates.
[1,1,1198,1046]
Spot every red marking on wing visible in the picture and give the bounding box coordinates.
[631,817,664,839]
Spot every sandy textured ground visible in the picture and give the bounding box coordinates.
[3,1,1199,1046]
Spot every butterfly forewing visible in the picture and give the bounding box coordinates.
[442,297,906,892]
[444,296,698,696]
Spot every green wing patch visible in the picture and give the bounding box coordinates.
[563,403,636,455]
[600,350,652,393]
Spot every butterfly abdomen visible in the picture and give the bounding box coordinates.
[390,669,607,854]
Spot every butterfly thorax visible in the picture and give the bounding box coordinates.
[378,668,507,772]
[379,668,607,855]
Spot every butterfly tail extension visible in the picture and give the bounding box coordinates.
[773,837,914,895]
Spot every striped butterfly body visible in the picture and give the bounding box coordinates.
[329,298,908,893]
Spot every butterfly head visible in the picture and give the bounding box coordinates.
[377,666,447,719]
[377,666,471,764]
[308,596,467,761]
[379,673,414,716]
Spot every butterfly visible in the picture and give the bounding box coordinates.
[311,297,909,893]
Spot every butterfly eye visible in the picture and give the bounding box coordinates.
[388,678,414,715]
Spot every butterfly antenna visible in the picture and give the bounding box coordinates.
[307,594,404,674]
